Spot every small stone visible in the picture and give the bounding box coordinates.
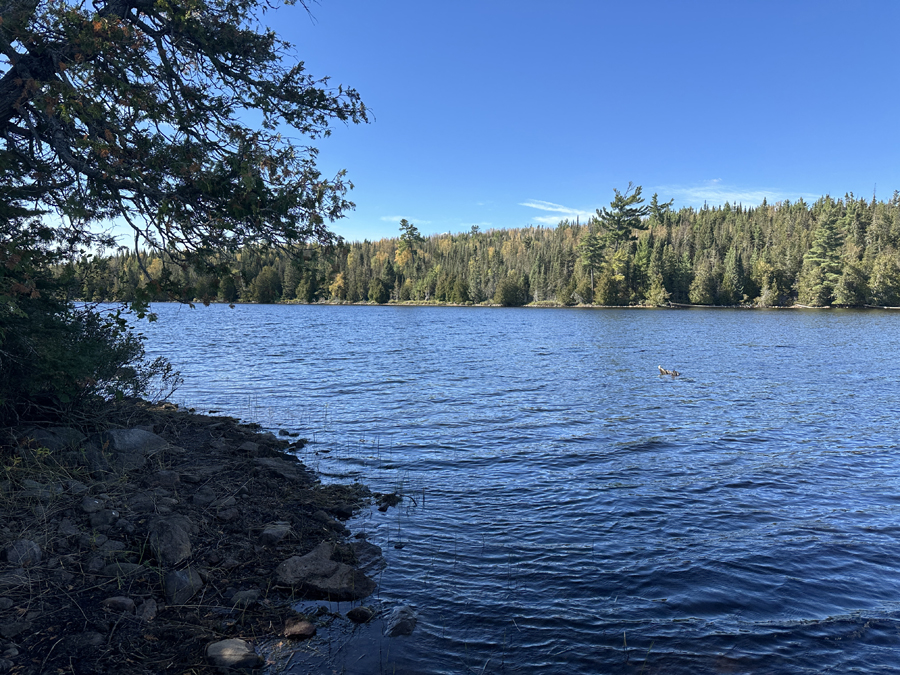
[346,605,375,624]
[260,521,291,546]
[4,540,41,567]
[58,518,80,537]
[0,622,30,639]
[237,441,259,454]
[137,598,158,622]
[0,598,13,610]
[206,638,262,672]
[385,605,417,637]
[101,596,135,613]
[284,618,316,639]
[217,508,240,523]
[90,509,119,529]
[3,646,18,658]
[0,657,12,673]
[164,567,204,605]
[149,517,193,566]
[81,496,104,514]
[154,470,180,488]
[192,486,217,506]
[78,533,108,549]
[212,496,237,508]
[65,480,89,495]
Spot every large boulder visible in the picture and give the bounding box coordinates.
[274,542,376,601]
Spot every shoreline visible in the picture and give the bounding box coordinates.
[0,400,391,673]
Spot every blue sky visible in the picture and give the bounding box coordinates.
[277,0,900,242]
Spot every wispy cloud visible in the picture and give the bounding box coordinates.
[379,215,432,225]
[657,181,819,207]
[519,200,594,224]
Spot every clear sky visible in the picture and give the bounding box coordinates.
[275,0,900,242]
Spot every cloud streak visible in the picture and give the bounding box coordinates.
[519,200,594,225]
[379,215,432,225]
[657,182,820,207]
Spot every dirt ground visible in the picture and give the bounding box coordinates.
[0,400,387,674]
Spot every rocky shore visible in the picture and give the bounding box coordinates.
[0,400,394,673]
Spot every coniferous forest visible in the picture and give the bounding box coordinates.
[74,188,900,308]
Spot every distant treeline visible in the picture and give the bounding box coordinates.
[72,190,900,308]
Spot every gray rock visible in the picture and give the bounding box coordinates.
[164,567,204,605]
[78,533,108,549]
[90,509,120,529]
[192,486,217,506]
[346,605,375,623]
[81,496,104,514]
[137,598,158,622]
[283,617,316,639]
[65,479,89,495]
[0,598,13,610]
[237,441,259,454]
[351,539,386,576]
[211,496,237,508]
[206,638,262,672]
[384,605,417,637]
[0,622,30,639]
[274,542,376,601]
[89,428,170,473]
[20,479,61,502]
[101,596,135,613]
[154,470,180,488]
[150,517,193,566]
[125,492,157,513]
[19,427,85,453]
[253,457,312,483]
[0,657,11,673]
[58,519,80,538]
[4,540,41,567]
[216,508,240,522]
[260,521,291,546]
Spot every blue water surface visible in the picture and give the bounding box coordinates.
[142,304,900,674]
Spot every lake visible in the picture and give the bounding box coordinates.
[142,304,900,674]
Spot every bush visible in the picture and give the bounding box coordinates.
[1,223,180,425]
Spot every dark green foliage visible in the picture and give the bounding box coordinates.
[71,191,900,309]
[368,278,390,304]
[493,275,526,306]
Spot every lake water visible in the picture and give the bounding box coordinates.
[142,304,900,674]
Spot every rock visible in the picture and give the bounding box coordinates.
[100,429,169,472]
[260,521,291,546]
[65,479,89,495]
[212,496,237,508]
[19,427,85,453]
[58,518,80,538]
[4,540,41,566]
[81,496,104,514]
[125,492,157,513]
[0,622,30,639]
[230,589,259,609]
[154,470,180,488]
[191,486,217,506]
[98,540,127,558]
[0,657,11,673]
[206,638,262,672]
[89,509,120,529]
[20,479,60,502]
[101,596,135,613]
[385,605,417,637]
[346,605,375,623]
[0,598,12,610]
[253,457,312,483]
[149,517,193,566]
[164,567,204,605]
[137,598,158,622]
[78,533,108,549]
[217,508,240,522]
[283,617,316,639]
[237,441,259,454]
[274,542,376,601]
[101,562,146,578]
